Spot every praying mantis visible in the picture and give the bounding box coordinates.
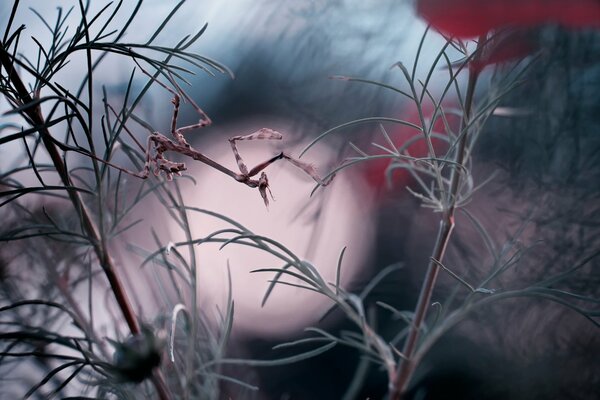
[129,68,334,207]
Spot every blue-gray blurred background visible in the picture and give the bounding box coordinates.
[1,1,598,399]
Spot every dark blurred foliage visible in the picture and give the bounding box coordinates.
[476,27,600,296]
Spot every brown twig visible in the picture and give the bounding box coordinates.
[389,35,485,400]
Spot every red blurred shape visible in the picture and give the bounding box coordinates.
[471,29,540,72]
[360,103,456,194]
[417,0,600,38]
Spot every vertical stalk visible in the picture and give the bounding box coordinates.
[389,37,484,400]
[0,46,171,400]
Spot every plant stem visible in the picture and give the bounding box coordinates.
[389,37,484,400]
[0,45,171,400]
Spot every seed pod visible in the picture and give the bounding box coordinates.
[107,325,163,383]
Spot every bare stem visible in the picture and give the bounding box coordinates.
[389,36,484,400]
